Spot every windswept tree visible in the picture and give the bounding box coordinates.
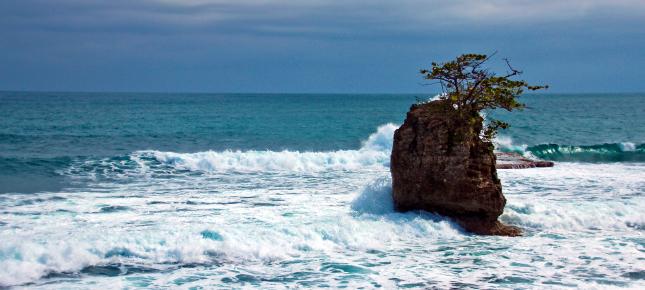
[420,53,547,141]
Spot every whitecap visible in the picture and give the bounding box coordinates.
[619,142,636,152]
[140,123,399,174]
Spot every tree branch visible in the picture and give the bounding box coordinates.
[502,58,522,78]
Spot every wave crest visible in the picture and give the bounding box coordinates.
[351,176,394,215]
[60,125,645,182]
[494,135,645,163]
[140,123,398,173]
[526,142,645,162]
[145,149,388,173]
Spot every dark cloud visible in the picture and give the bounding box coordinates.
[1,0,644,92]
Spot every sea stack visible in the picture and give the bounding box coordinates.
[390,100,521,236]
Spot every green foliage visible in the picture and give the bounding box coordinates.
[420,53,548,141]
[483,119,509,142]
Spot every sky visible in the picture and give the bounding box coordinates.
[1,0,644,93]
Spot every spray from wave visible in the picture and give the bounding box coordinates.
[146,124,397,173]
[68,124,398,178]
[143,124,397,173]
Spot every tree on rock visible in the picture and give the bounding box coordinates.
[390,54,547,236]
[419,53,547,141]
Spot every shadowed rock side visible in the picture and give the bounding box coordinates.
[390,100,521,236]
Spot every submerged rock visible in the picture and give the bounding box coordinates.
[390,100,521,236]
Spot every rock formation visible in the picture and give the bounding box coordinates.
[390,100,521,236]
[495,152,554,169]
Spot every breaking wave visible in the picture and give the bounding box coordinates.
[34,124,645,184]
[62,124,397,179]
[146,127,645,174]
[351,176,394,215]
[525,142,645,162]
[142,124,397,173]
[3,124,645,287]
[494,136,645,162]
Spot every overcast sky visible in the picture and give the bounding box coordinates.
[1,0,644,93]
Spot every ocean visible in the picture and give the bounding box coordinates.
[0,92,643,289]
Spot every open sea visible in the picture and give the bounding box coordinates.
[0,92,644,289]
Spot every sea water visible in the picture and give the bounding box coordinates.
[0,92,643,289]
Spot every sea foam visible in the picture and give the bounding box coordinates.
[141,124,398,173]
[65,124,645,183]
[2,124,644,288]
[351,176,394,215]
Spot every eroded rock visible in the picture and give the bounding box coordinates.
[390,100,521,236]
[495,152,554,169]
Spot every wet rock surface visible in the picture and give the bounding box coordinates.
[496,152,554,169]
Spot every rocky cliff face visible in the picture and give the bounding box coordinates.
[390,100,521,236]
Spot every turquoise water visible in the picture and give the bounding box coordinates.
[0,92,644,288]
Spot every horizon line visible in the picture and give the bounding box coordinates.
[2,89,645,96]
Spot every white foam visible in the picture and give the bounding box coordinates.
[0,193,463,287]
[360,123,397,152]
[619,142,636,152]
[351,176,394,215]
[429,93,447,102]
[503,199,645,232]
[142,123,398,173]
[146,149,386,173]
[499,162,645,231]
[0,241,101,286]
[3,124,645,288]
[494,135,528,153]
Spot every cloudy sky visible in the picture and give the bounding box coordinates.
[1,0,644,93]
